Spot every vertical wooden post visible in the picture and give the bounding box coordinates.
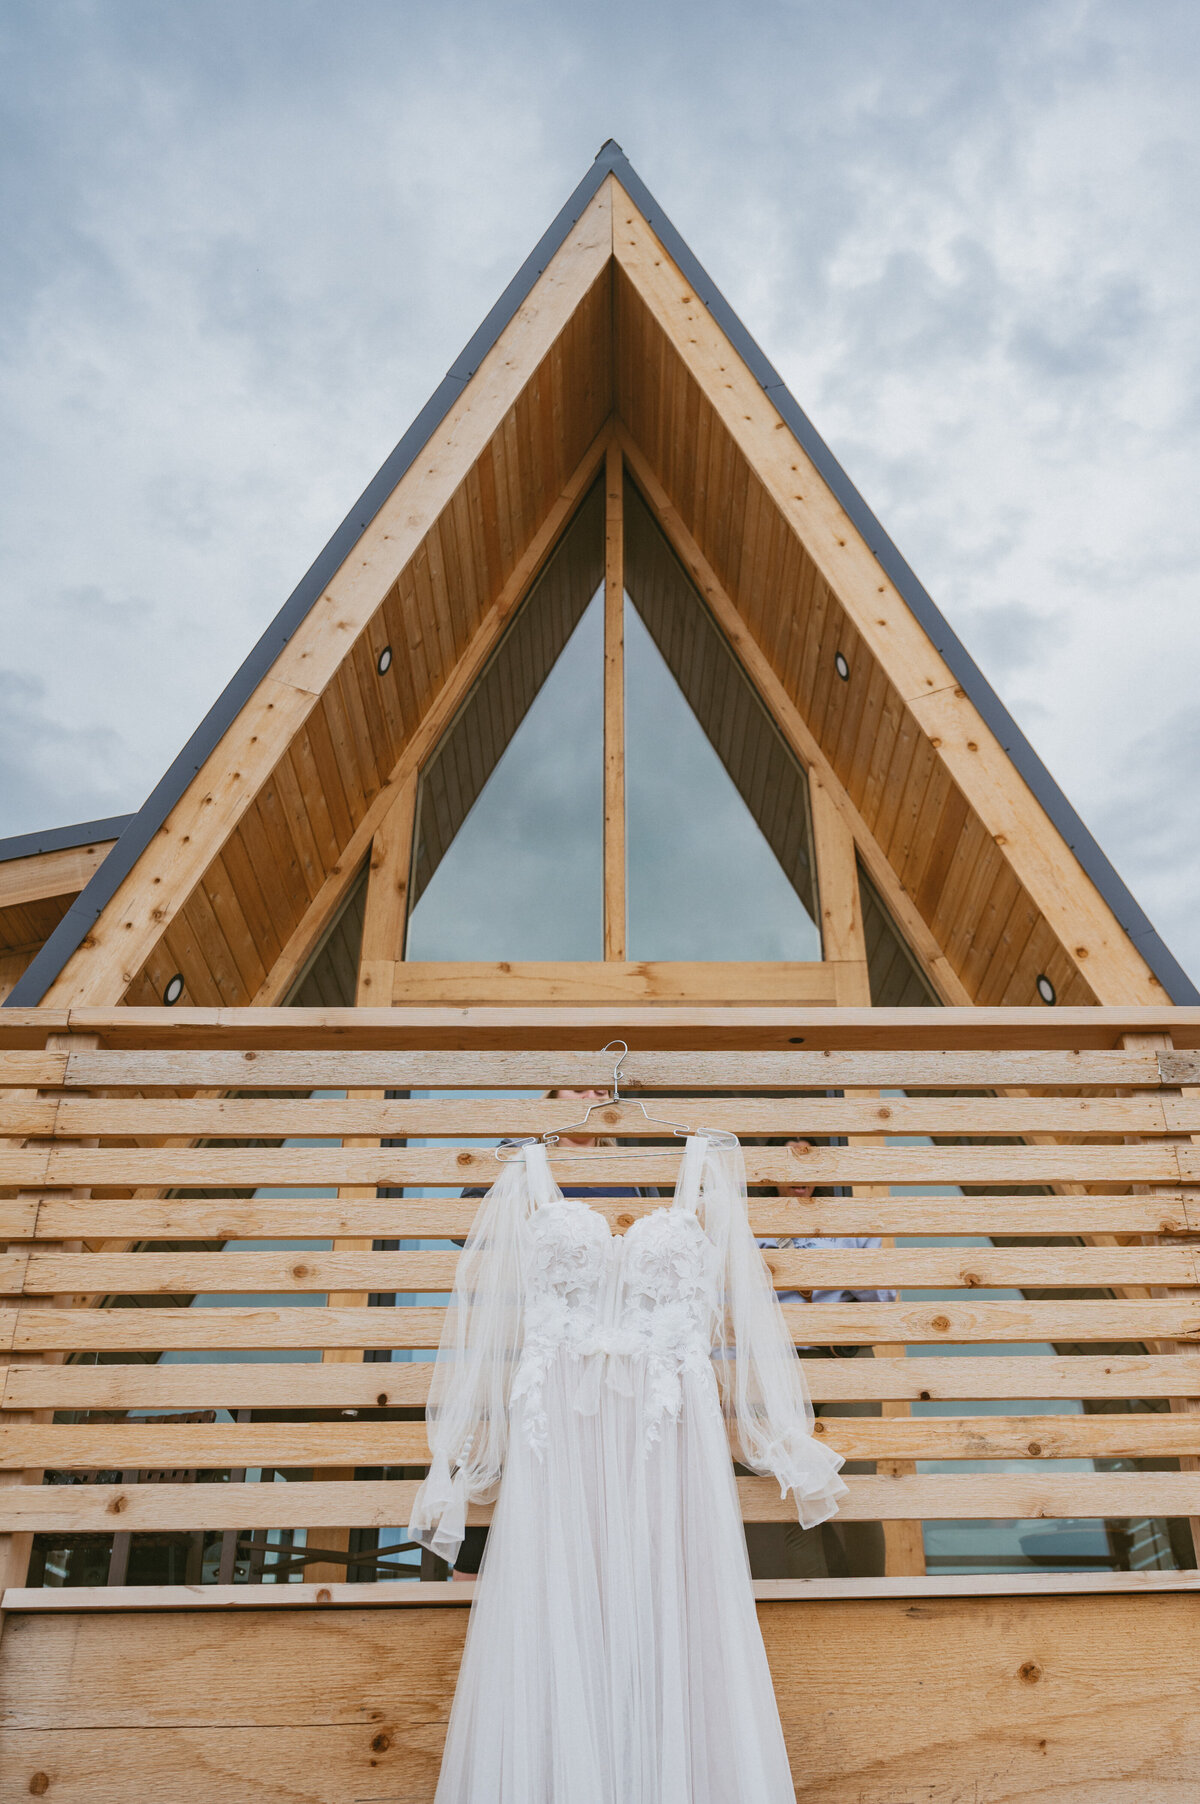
[305,778,418,1583]
[603,436,626,962]
[0,1032,98,1613]
[807,781,925,1575]
[808,772,869,998]
[1120,1030,1200,1567]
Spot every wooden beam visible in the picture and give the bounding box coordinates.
[603,435,626,959]
[0,842,116,911]
[5,1570,1199,1611]
[8,1354,1198,1412]
[355,773,418,1005]
[808,774,870,998]
[5,1194,1193,1243]
[7,1298,1200,1351]
[2,1143,1190,1188]
[0,1471,1197,1532]
[390,960,842,1005]
[4,1091,1190,1139]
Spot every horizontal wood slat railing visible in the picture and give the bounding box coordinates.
[2,1005,1199,1577]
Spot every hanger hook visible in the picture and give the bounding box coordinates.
[600,1039,629,1105]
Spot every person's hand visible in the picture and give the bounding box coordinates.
[777,1139,815,1201]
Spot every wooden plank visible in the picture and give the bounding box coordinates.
[0,1052,66,1088]
[9,1570,1200,1614]
[0,1143,1187,1187]
[50,1044,1166,1088]
[390,961,843,1005]
[603,435,626,960]
[0,841,116,911]
[6,1091,1187,1140]
[7,1411,1200,1472]
[0,1195,829,1243]
[7,1244,1197,1296]
[2,1593,1197,1804]
[0,1470,1196,1532]
[7,1001,1193,1048]
[7,1297,1200,1351]
[6,1353,1197,1412]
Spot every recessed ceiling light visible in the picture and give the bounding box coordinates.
[163,973,184,1006]
[834,651,850,682]
[377,645,393,675]
[1036,973,1057,1006]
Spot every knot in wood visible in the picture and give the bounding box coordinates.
[376,1392,389,1406]
[107,1493,128,1514]
[292,1264,309,1280]
[456,1151,474,1167]
[371,1733,392,1753]
[28,1776,50,1797]
[1018,1661,1042,1685]
[930,1315,950,1332]
[316,1588,332,1604]
[961,1271,982,1288]
[617,1214,634,1230]
[1027,1442,1043,1457]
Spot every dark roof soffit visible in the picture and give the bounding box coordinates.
[8,143,1195,1006]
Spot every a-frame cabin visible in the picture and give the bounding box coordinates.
[1,143,1198,1801]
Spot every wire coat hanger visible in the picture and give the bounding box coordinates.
[495,1041,735,1161]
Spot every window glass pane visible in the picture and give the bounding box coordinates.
[406,590,604,959]
[622,480,821,962]
[406,483,605,961]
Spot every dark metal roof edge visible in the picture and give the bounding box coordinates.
[605,153,1198,1004]
[10,141,1193,1006]
[0,815,133,866]
[5,146,623,1008]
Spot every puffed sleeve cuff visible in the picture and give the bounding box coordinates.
[756,1430,849,1531]
[407,1450,469,1566]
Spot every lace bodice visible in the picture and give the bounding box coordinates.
[512,1196,724,1455]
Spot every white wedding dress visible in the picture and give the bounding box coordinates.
[408,1132,847,1804]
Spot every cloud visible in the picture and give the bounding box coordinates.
[0,0,1196,983]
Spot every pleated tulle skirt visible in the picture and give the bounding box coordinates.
[433,1352,796,1804]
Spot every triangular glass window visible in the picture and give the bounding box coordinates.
[403,472,823,963]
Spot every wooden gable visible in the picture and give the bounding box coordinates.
[6,147,1190,1012]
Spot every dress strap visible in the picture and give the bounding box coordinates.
[677,1134,707,1215]
[523,1141,557,1212]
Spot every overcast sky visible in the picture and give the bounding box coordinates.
[1,0,1197,984]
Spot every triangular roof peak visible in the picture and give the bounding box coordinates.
[8,144,1193,1008]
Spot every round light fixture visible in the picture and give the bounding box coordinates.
[1036,973,1057,1006]
[834,651,850,682]
[163,973,185,1006]
[377,645,393,675]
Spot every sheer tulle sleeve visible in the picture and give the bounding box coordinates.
[698,1137,848,1530]
[406,1156,529,1566]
